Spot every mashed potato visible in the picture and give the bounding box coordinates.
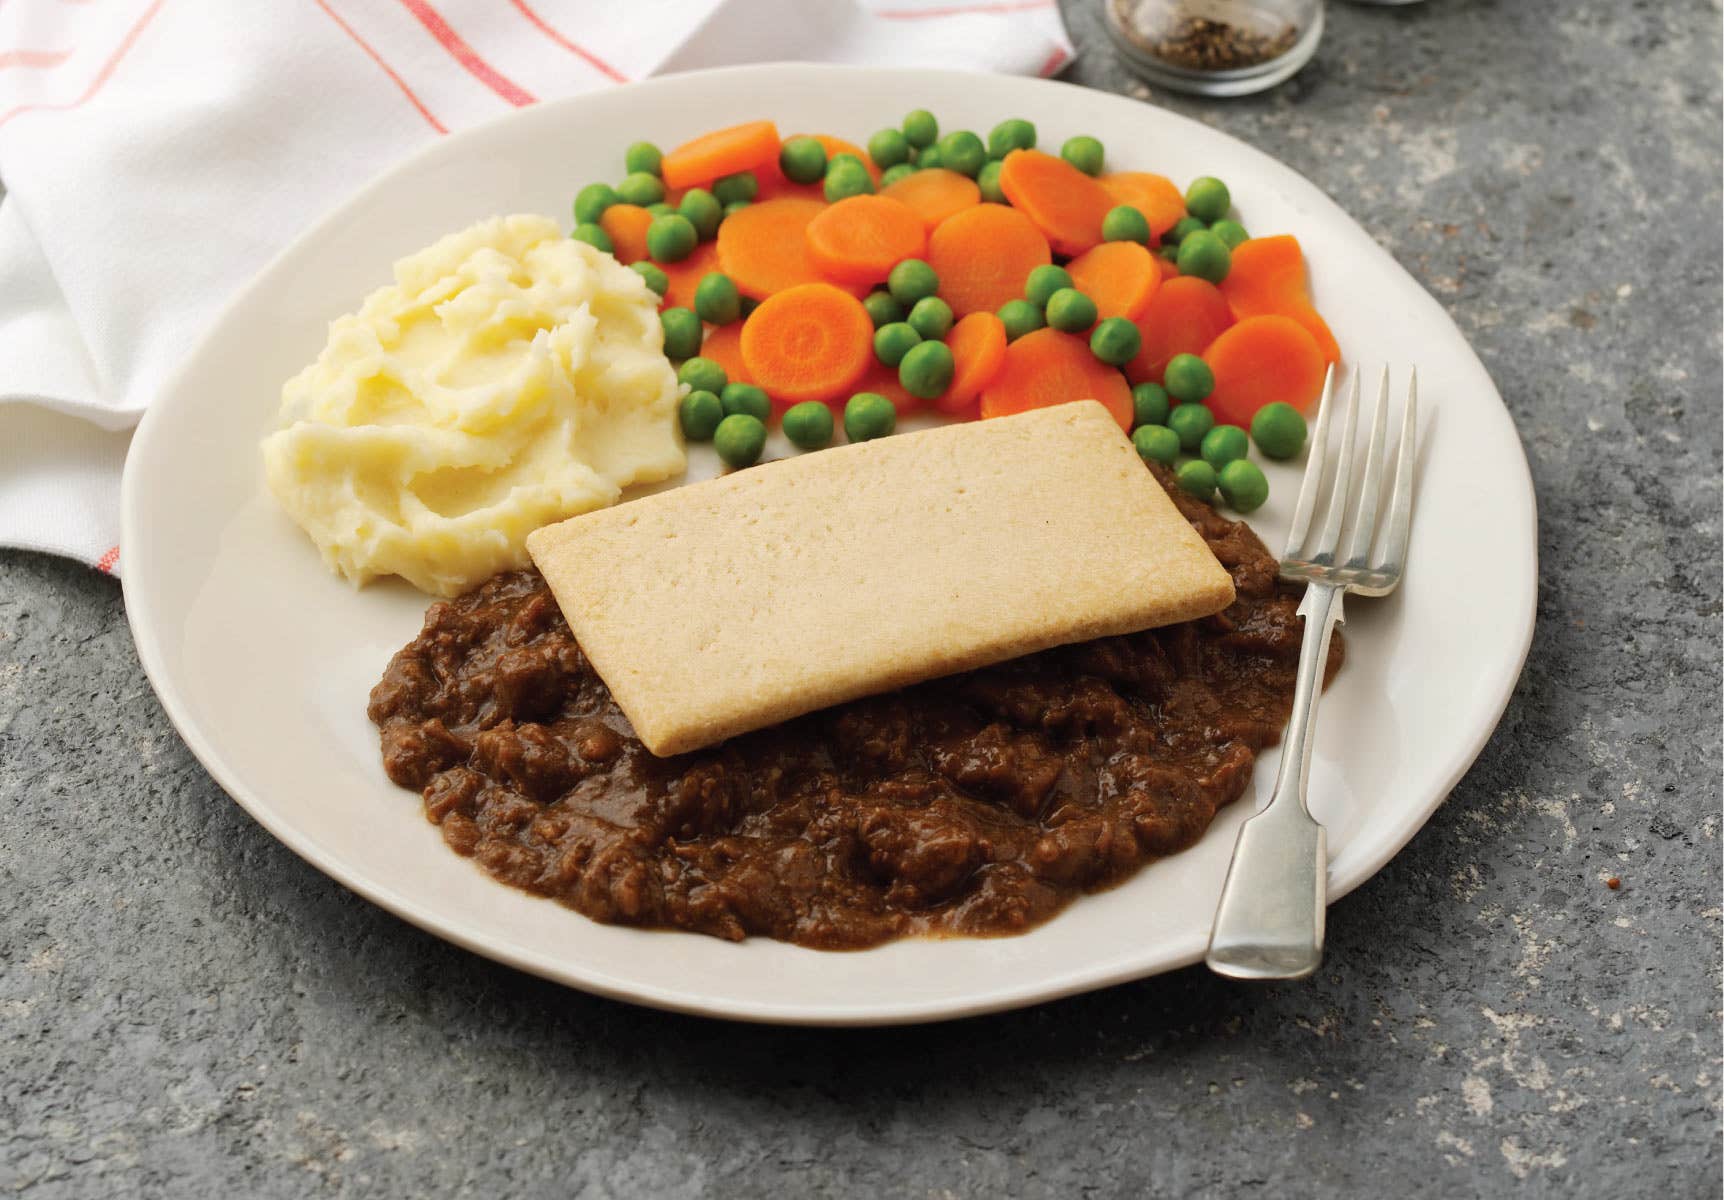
[262,213,684,596]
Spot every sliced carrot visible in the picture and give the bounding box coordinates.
[978,328,1133,430]
[753,157,825,203]
[1125,276,1235,385]
[852,359,922,415]
[657,240,723,311]
[926,204,1052,318]
[805,195,927,286]
[1217,235,1340,364]
[699,320,752,386]
[812,134,881,185]
[739,282,874,404]
[996,149,1113,257]
[598,204,653,265]
[717,197,858,300]
[660,120,782,190]
[1099,172,1186,243]
[879,168,981,231]
[938,312,1007,414]
[1065,241,1163,322]
[1203,315,1327,427]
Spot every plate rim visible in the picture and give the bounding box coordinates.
[120,63,1538,1025]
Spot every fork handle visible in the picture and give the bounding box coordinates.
[1205,582,1344,980]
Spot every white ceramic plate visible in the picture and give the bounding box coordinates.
[122,65,1535,1025]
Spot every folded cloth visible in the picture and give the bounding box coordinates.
[0,0,1071,577]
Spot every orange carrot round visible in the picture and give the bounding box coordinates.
[1217,235,1341,363]
[978,328,1134,430]
[1126,275,1235,384]
[812,134,881,184]
[699,320,752,386]
[657,240,723,311]
[1099,172,1186,242]
[996,149,1113,257]
[718,197,861,300]
[1065,241,1163,322]
[938,312,1008,414]
[661,120,782,190]
[598,204,653,265]
[879,168,981,231]
[805,194,927,285]
[1202,315,1327,427]
[739,282,874,404]
[926,203,1052,318]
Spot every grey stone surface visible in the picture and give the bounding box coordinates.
[2,2,1719,1195]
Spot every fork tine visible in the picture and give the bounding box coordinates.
[1309,367,1361,562]
[1375,367,1419,575]
[1341,366,1391,566]
[1282,364,1336,559]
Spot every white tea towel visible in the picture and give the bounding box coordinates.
[0,0,1072,577]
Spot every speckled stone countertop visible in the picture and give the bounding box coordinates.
[2,3,1719,1196]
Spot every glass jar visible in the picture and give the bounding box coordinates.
[1103,0,1324,97]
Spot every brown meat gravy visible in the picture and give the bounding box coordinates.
[368,465,1341,949]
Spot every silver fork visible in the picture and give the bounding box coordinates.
[1205,364,1419,981]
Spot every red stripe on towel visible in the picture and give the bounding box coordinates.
[397,0,536,106]
[507,0,628,83]
[0,0,165,130]
[314,0,448,134]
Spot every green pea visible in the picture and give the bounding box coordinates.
[1200,424,1250,470]
[1090,317,1141,366]
[1185,176,1231,223]
[782,400,835,450]
[1101,205,1151,245]
[1045,288,1098,333]
[899,340,955,400]
[1024,264,1073,308]
[863,291,906,329]
[617,171,665,206]
[1251,402,1308,460]
[713,413,767,468]
[997,299,1045,342]
[678,390,724,441]
[571,223,613,253]
[873,322,922,368]
[880,162,918,188]
[645,202,676,218]
[988,118,1037,158]
[573,182,619,225]
[720,382,771,422]
[1175,459,1217,499]
[631,261,669,296]
[694,272,742,324]
[660,307,702,359]
[907,296,954,341]
[1165,216,1206,245]
[1132,424,1180,466]
[1210,218,1250,249]
[1167,403,1215,452]
[977,159,1006,204]
[1217,459,1269,513]
[713,171,759,206]
[1163,353,1215,403]
[678,188,722,239]
[1155,244,1181,265]
[916,145,943,170]
[844,391,897,442]
[624,141,663,176]
[677,356,728,396]
[1176,230,1231,284]
[646,214,697,263]
[902,109,939,149]
[779,135,828,184]
[1131,382,1170,429]
[1060,135,1105,176]
[823,158,874,202]
[723,199,752,219]
[868,128,912,169]
[888,259,939,306]
[936,130,987,178]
